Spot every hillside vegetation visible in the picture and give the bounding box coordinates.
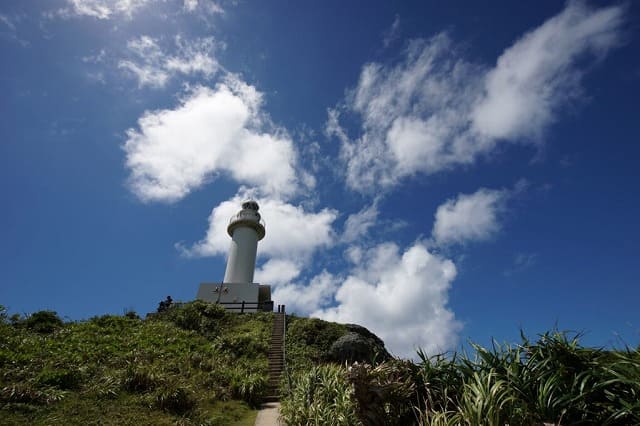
[0,302,279,425]
[280,332,640,425]
[2,302,639,425]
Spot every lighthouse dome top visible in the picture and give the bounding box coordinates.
[227,200,266,240]
[242,200,260,211]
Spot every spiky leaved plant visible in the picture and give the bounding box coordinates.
[279,364,359,426]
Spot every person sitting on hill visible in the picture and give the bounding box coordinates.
[157,295,173,313]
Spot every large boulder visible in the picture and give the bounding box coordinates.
[326,324,390,363]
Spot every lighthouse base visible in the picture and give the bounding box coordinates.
[197,283,273,313]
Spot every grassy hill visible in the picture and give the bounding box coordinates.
[0,302,266,424]
[0,301,355,425]
[2,302,640,425]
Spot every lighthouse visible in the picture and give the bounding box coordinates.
[196,200,273,312]
[223,200,265,284]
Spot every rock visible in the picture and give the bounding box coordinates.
[344,324,386,349]
[326,325,391,363]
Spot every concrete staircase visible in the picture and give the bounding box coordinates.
[264,309,285,403]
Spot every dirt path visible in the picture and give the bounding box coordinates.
[254,402,281,426]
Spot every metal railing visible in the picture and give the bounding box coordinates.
[217,301,274,313]
[279,304,293,396]
[228,211,266,228]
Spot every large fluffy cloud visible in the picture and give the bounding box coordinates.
[332,1,624,192]
[124,77,300,202]
[432,187,509,246]
[314,242,461,358]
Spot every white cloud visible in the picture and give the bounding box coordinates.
[183,0,223,15]
[119,36,219,88]
[124,79,299,202]
[180,193,337,260]
[432,187,509,246]
[314,242,461,358]
[273,270,338,314]
[382,14,401,48]
[254,258,301,286]
[183,0,198,12]
[504,252,538,277]
[82,48,107,64]
[0,14,17,31]
[472,1,624,140]
[334,2,624,192]
[64,0,151,19]
[341,201,378,243]
[0,14,29,47]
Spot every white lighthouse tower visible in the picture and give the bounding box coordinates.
[196,200,273,312]
[223,200,265,284]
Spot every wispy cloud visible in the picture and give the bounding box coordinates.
[471,1,624,140]
[0,13,29,47]
[504,253,538,277]
[61,0,153,20]
[341,200,379,243]
[331,1,625,193]
[0,14,17,31]
[382,14,401,48]
[118,35,219,88]
[183,0,223,15]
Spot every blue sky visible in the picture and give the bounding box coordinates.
[1,0,639,358]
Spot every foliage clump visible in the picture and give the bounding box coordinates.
[281,330,640,425]
[286,316,348,370]
[18,310,64,334]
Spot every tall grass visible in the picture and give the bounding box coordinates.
[280,364,359,425]
[281,331,640,425]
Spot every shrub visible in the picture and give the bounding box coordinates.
[348,360,418,425]
[216,332,269,358]
[21,311,63,333]
[36,367,82,390]
[158,301,227,336]
[89,314,131,330]
[122,366,162,393]
[0,383,67,405]
[124,310,140,320]
[229,371,266,407]
[152,384,196,414]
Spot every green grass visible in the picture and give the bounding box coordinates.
[7,304,637,425]
[0,302,268,425]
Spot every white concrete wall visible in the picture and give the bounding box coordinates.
[223,226,259,284]
[197,283,261,312]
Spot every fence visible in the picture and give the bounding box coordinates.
[217,300,274,313]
